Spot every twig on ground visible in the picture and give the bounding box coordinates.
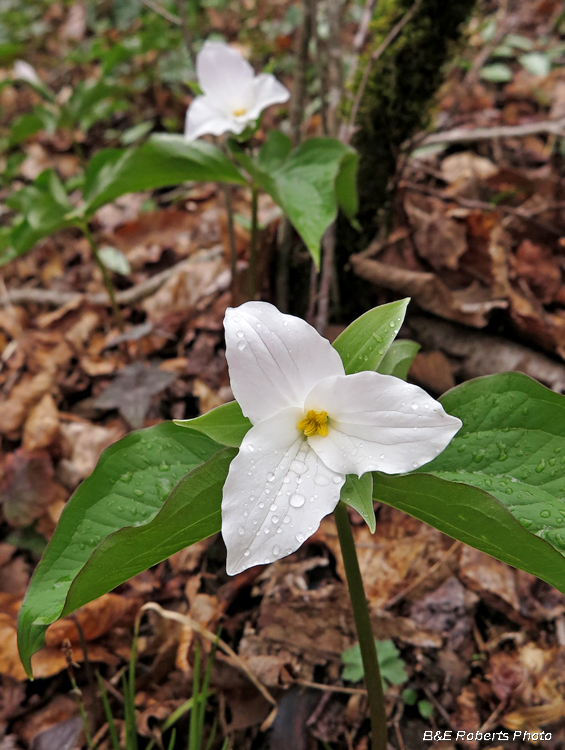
[400,180,562,236]
[140,0,181,24]
[294,678,368,696]
[343,0,422,144]
[417,116,565,147]
[408,316,565,393]
[139,603,277,707]
[1,247,225,309]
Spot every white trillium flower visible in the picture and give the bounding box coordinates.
[185,41,290,141]
[221,302,462,575]
[12,60,42,86]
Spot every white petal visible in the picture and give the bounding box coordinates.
[197,41,254,103]
[305,372,462,476]
[224,301,345,424]
[184,96,244,141]
[245,73,290,120]
[222,408,345,575]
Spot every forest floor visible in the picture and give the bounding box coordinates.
[1,0,565,748]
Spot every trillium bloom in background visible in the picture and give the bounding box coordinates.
[222,302,462,575]
[12,60,42,86]
[185,41,290,141]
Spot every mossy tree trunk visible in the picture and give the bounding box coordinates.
[337,0,477,313]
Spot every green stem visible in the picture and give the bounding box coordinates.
[248,185,259,300]
[81,224,124,333]
[333,501,387,750]
[220,183,238,300]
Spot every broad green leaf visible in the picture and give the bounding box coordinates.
[174,401,252,448]
[519,52,550,77]
[373,472,565,594]
[341,473,375,533]
[257,130,292,172]
[98,245,132,275]
[480,63,513,82]
[83,134,246,215]
[17,422,222,676]
[424,373,565,556]
[63,447,235,616]
[332,299,409,374]
[376,340,420,380]
[234,137,358,268]
[3,171,75,262]
[342,639,407,687]
[505,33,533,51]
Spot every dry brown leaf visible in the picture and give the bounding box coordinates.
[404,193,468,271]
[22,393,60,451]
[459,546,521,620]
[350,255,507,328]
[0,371,53,437]
[441,151,498,184]
[409,577,479,650]
[57,421,123,489]
[45,593,141,646]
[0,449,65,526]
[511,239,562,304]
[142,251,224,322]
[409,351,455,394]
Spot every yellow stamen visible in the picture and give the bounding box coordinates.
[233,108,247,117]
[297,409,329,438]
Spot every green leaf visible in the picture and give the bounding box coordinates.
[332,299,409,375]
[418,700,434,719]
[63,447,234,616]
[83,134,246,215]
[174,401,252,448]
[235,136,358,268]
[424,373,565,558]
[480,63,513,82]
[17,422,223,677]
[377,340,420,380]
[342,639,407,687]
[519,52,551,77]
[505,33,533,51]
[341,473,375,533]
[98,245,132,275]
[2,171,75,263]
[373,472,565,595]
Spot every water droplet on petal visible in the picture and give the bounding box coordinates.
[272,516,279,524]
[283,517,290,524]
[267,472,275,481]
[243,548,250,556]
[247,444,254,452]
[270,503,277,511]
[273,545,281,556]
[237,341,246,351]
[315,475,330,486]
[238,526,245,536]
[290,460,307,475]
[236,330,244,338]
[290,494,305,508]
[258,502,264,509]
[296,532,305,543]
[332,476,342,484]
[379,453,385,460]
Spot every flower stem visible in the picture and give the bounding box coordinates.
[248,185,259,300]
[81,224,125,333]
[333,501,387,750]
[220,183,238,300]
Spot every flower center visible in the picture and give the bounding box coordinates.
[232,107,247,117]
[297,410,329,438]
